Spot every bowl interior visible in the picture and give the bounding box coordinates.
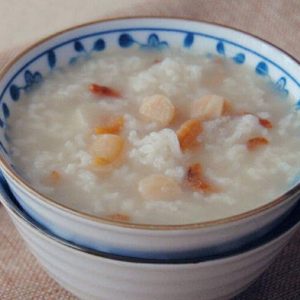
[0,17,300,225]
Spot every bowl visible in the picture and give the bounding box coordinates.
[0,17,300,259]
[1,175,300,300]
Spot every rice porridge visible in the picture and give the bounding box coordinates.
[8,49,300,225]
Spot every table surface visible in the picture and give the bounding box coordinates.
[0,0,300,299]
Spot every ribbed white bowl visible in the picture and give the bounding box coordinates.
[1,180,299,300]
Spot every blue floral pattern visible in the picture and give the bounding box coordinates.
[5,31,298,110]
[69,38,106,65]
[74,40,86,52]
[233,53,245,64]
[119,33,168,50]
[2,103,9,118]
[215,41,246,65]
[183,33,194,48]
[216,41,225,55]
[255,62,269,76]
[47,50,56,69]
[275,77,289,95]
[118,33,135,48]
[9,70,42,102]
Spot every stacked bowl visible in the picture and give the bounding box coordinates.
[0,18,300,300]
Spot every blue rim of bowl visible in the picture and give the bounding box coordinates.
[1,173,299,265]
[0,17,300,230]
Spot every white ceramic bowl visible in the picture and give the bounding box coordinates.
[1,176,300,300]
[0,17,300,259]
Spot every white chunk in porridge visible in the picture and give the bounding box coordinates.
[8,49,300,225]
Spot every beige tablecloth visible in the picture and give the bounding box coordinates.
[0,0,300,299]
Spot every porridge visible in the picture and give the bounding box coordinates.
[7,49,300,225]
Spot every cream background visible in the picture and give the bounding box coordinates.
[0,0,141,50]
[0,0,300,60]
